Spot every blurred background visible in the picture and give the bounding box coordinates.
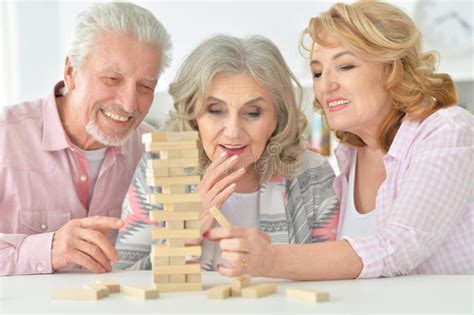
[1,0,472,170]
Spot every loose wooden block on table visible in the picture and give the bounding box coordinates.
[286,287,330,303]
[209,206,231,227]
[123,285,160,300]
[207,284,232,299]
[241,283,277,298]
[51,288,107,300]
[95,279,121,293]
[231,275,252,297]
[82,283,109,297]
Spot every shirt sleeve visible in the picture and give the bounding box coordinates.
[343,120,473,278]
[0,232,54,275]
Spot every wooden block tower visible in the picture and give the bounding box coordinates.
[142,131,203,292]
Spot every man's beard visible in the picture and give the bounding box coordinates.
[85,111,135,147]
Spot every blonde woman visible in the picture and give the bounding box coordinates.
[115,35,339,276]
[209,1,473,279]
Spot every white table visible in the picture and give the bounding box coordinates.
[0,270,472,314]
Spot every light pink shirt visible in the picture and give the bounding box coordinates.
[334,106,473,277]
[0,82,153,276]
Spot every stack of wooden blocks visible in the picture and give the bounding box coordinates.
[143,131,203,292]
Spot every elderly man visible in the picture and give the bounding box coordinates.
[0,2,172,275]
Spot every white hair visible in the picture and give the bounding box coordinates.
[67,2,172,74]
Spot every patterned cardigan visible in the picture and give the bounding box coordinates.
[114,150,339,270]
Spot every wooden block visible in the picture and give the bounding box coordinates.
[150,211,200,222]
[166,221,184,229]
[153,262,201,275]
[145,141,198,152]
[152,227,200,239]
[166,239,185,247]
[184,220,201,230]
[163,202,202,212]
[162,185,187,194]
[241,283,277,298]
[207,284,232,299]
[231,275,252,297]
[82,283,109,297]
[95,279,121,293]
[147,158,199,170]
[186,273,202,283]
[147,175,201,187]
[123,285,160,300]
[151,256,169,266]
[51,288,106,300]
[169,274,186,283]
[154,282,203,292]
[209,206,231,227]
[154,275,169,283]
[142,131,199,144]
[146,165,199,177]
[160,149,199,159]
[148,193,201,204]
[170,256,186,265]
[286,287,330,303]
[152,244,202,257]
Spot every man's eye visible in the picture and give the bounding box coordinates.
[103,77,119,85]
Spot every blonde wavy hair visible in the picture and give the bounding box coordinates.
[302,0,457,151]
[165,35,307,181]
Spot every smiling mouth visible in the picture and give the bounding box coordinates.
[219,144,248,154]
[101,109,131,122]
[327,99,351,108]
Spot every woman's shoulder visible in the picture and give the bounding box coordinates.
[291,150,335,180]
[423,106,473,129]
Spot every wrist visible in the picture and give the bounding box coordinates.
[261,244,278,277]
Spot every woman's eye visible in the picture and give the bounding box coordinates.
[340,65,355,71]
[312,71,322,79]
[208,108,222,115]
[246,111,261,117]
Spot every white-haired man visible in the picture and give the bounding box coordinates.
[0,2,172,275]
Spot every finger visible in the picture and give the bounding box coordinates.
[80,228,120,262]
[258,231,271,242]
[206,167,245,203]
[75,239,112,272]
[221,250,246,268]
[217,264,242,277]
[78,216,124,230]
[200,151,229,182]
[69,250,107,273]
[206,226,251,241]
[208,182,237,210]
[219,238,249,252]
[200,155,239,193]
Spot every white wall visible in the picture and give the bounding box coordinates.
[2,0,472,123]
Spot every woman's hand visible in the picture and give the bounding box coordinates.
[205,226,276,277]
[190,152,245,244]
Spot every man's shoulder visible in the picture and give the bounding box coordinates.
[0,98,44,128]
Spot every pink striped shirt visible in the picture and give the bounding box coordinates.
[0,82,152,276]
[334,106,473,277]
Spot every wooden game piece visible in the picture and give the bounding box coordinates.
[286,287,330,303]
[207,284,232,299]
[82,283,109,297]
[152,245,202,257]
[142,131,199,143]
[186,273,202,283]
[163,202,202,212]
[146,175,201,187]
[150,211,200,222]
[95,279,121,293]
[166,239,185,247]
[241,283,277,298]
[151,227,200,239]
[209,206,231,227]
[160,149,199,159]
[169,274,186,283]
[51,288,106,300]
[153,262,201,275]
[231,275,252,297]
[170,256,186,265]
[123,285,160,300]
[184,220,201,229]
[154,282,203,292]
[147,158,199,170]
[148,193,201,204]
[145,141,198,152]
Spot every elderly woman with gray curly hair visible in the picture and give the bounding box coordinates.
[115,34,339,279]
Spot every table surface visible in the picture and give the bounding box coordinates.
[0,270,472,314]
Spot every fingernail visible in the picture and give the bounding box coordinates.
[202,231,209,238]
[230,155,238,161]
[220,151,227,158]
[216,264,223,269]
[238,167,245,174]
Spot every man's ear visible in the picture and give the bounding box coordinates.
[64,56,76,91]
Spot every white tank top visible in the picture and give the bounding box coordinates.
[339,151,376,237]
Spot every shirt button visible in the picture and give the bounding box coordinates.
[80,175,87,182]
[36,263,44,272]
[387,246,396,254]
[40,223,48,231]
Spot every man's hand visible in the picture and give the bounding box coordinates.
[51,216,124,273]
